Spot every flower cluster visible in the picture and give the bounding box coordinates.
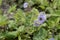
[34,12,46,26]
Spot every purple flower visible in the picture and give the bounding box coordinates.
[23,2,28,8]
[49,38,55,40]
[33,12,46,26]
[38,12,46,24]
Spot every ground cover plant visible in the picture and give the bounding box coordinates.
[0,0,60,40]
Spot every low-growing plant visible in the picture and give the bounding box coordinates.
[0,0,60,40]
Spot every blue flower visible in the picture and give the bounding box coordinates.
[23,2,28,8]
[33,12,46,26]
[38,12,46,24]
[49,38,55,40]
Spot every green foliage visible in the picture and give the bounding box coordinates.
[14,9,26,25]
[0,9,2,14]
[0,0,2,5]
[8,5,16,13]
[33,28,47,40]
[5,31,18,39]
[0,15,8,26]
[0,0,60,40]
[55,33,60,40]
[17,26,25,32]
[8,20,17,29]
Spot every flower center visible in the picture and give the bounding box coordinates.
[39,18,42,20]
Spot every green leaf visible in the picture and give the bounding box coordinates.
[54,10,60,16]
[56,17,60,29]
[28,0,34,7]
[47,17,59,28]
[0,33,5,40]
[17,26,25,32]
[52,0,60,9]
[39,5,45,10]
[32,0,48,6]
[5,31,18,39]
[8,5,16,13]
[14,9,26,24]
[46,7,54,14]
[33,28,47,40]
[0,9,2,15]
[32,0,40,4]
[18,35,21,40]
[24,27,35,34]
[0,15,8,26]
[40,0,48,6]
[30,8,39,25]
[0,0,2,5]
[55,33,60,40]
[8,20,17,29]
